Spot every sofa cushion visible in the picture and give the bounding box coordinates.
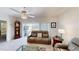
[29,37,36,40]
[42,38,49,40]
[36,37,42,40]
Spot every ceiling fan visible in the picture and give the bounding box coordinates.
[10,7,35,19]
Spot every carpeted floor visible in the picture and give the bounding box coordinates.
[17,45,46,51]
[27,43,54,51]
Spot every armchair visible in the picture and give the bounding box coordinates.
[54,37,79,51]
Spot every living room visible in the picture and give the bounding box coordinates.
[0,7,79,51]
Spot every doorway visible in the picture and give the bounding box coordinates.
[0,20,7,42]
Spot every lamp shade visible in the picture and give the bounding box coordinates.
[58,29,65,34]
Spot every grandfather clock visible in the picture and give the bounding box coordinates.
[14,21,21,39]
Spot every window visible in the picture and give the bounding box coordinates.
[40,23,49,31]
[23,23,50,36]
[32,23,39,30]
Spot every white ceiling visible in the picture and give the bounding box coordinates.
[0,7,69,19]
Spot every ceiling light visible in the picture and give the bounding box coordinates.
[21,7,28,19]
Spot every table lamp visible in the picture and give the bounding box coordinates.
[58,29,65,39]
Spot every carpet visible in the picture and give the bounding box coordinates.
[16,45,46,51]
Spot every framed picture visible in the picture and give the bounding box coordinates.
[51,22,56,28]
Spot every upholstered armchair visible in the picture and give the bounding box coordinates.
[54,37,79,51]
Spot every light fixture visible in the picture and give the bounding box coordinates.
[21,7,28,19]
[58,29,65,38]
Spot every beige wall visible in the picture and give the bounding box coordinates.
[58,8,79,44]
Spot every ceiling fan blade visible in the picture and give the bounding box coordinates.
[10,8,20,13]
[28,15,35,18]
[10,7,35,19]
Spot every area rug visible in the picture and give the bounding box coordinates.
[16,45,46,51]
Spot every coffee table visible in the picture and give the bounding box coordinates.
[16,45,46,51]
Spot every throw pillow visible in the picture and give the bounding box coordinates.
[37,33,42,37]
[42,34,48,38]
[31,33,37,37]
